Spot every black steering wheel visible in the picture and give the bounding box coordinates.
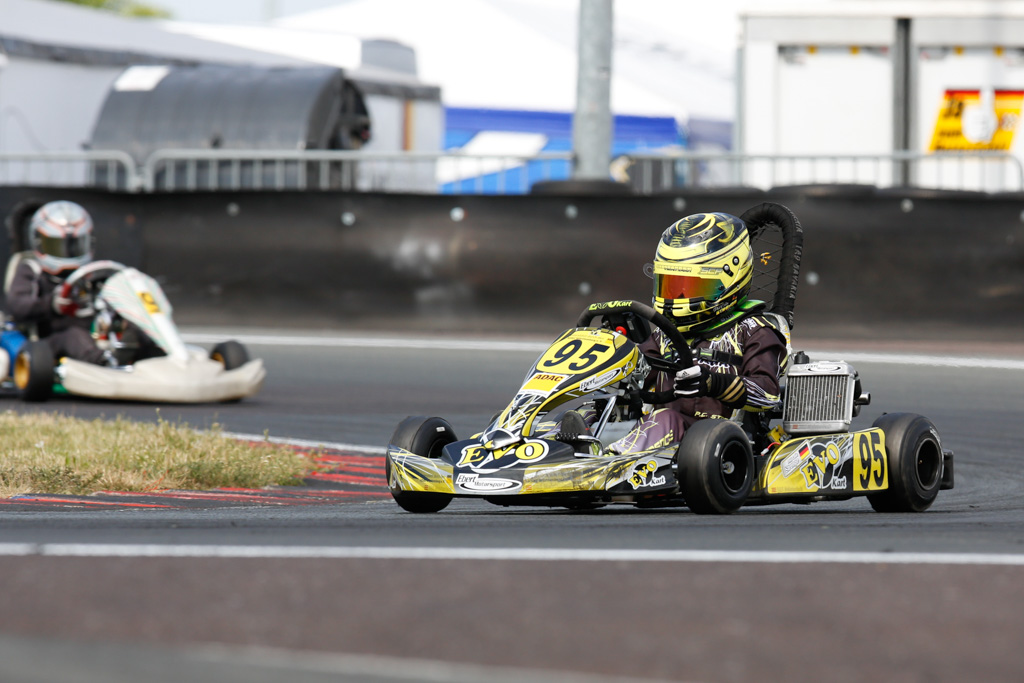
[576,300,692,405]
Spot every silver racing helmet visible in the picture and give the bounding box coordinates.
[29,200,94,274]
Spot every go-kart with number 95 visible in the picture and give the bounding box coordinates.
[385,204,954,514]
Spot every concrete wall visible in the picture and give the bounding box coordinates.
[2,185,1022,340]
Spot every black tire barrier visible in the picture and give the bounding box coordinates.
[530,179,634,195]
[3,185,1021,339]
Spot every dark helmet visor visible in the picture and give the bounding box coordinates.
[37,234,91,259]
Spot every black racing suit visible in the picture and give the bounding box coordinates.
[607,308,788,455]
[6,260,106,365]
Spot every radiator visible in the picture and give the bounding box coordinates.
[782,361,858,435]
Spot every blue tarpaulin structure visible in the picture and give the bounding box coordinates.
[441,107,685,194]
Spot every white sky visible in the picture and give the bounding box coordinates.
[152,0,751,118]
[136,0,840,118]
[148,0,754,25]
[149,0,357,23]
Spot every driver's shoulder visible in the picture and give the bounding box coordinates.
[743,312,785,332]
[731,311,784,333]
[10,252,41,276]
[732,313,790,355]
[6,253,43,292]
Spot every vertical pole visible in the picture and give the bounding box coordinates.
[573,0,614,180]
[734,40,745,185]
[893,17,912,186]
[263,0,279,22]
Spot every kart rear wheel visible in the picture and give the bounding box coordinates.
[386,416,457,513]
[676,419,753,514]
[14,340,54,403]
[210,340,250,370]
[868,413,943,513]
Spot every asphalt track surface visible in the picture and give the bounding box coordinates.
[1,328,1023,682]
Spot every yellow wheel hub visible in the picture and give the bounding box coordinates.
[13,353,29,390]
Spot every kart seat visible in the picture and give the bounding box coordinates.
[739,203,804,330]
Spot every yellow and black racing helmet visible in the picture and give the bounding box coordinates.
[651,212,753,332]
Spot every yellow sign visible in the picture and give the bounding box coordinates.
[852,429,888,492]
[929,89,1023,151]
[138,291,161,314]
[521,373,567,395]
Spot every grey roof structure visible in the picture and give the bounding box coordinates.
[1,0,310,67]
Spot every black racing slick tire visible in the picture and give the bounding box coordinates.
[676,419,754,514]
[210,341,250,370]
[386,416,457,513]
[14,340,54,403]
[868,413,943,513]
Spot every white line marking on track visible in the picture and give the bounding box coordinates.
[1,544,1023,565]
[220,431,386,455]
[182,333,1024,370]
[194,644,672,683]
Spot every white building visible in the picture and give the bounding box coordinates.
[738,0,1024,191]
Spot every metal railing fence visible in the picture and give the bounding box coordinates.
[1,149,1021,194]
[621,150,1024,194]
[0,151,139,192]
[140,149,576,194]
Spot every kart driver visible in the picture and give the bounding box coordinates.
[561,211,789,454]
[6,200,110,365]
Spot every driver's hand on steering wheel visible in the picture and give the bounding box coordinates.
[51,282,92,318]
[674,364,710,398]
[675,364,749,409]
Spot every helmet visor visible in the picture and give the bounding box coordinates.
[37,234,91,259]
[654,271,726,301]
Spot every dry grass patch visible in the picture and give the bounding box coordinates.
[0,410,314,497]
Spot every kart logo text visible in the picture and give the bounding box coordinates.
[589,301,633,310]
[458,439,551,472]
[781,438,851,491]
[455,474,522,493]
[580,369,619,392]
[629,459,666,489]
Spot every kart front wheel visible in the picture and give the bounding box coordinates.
[868,413,943,513]
[14,340,55,403]
[386,416,457,513]
[210,340,250,370]
[676,419,753,514]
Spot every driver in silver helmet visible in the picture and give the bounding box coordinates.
[6,200,109,365]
